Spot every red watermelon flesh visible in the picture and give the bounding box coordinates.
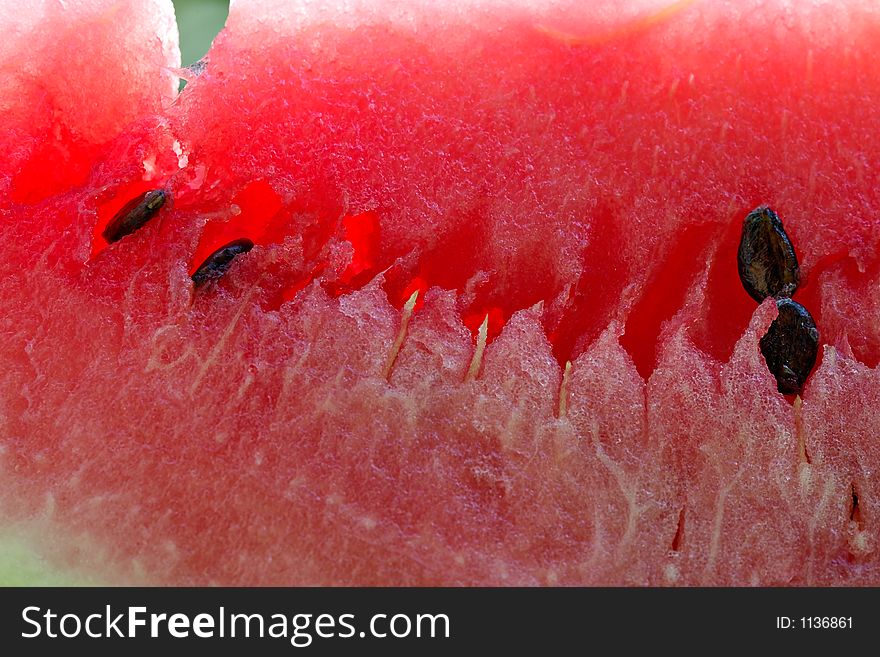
[1,0,879,585]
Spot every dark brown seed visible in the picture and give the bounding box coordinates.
[191,238,255,289]
[759,298,819,396]
[737,206,800,303]
[102,189,167,243]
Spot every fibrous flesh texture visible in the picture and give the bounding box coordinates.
[0,0,879,585]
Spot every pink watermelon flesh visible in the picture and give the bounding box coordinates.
[1,0,879,585]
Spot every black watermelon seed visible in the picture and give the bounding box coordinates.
[737,206,800,303]
[191,238,255,289]
[102,189,167,243]
[759,298,819,396]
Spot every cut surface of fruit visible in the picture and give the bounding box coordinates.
[1,0,879,585]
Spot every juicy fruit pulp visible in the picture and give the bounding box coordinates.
[1,0,880,585]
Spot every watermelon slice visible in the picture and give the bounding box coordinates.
[1,0,879,585]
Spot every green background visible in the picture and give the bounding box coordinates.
[173,0,230,66]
